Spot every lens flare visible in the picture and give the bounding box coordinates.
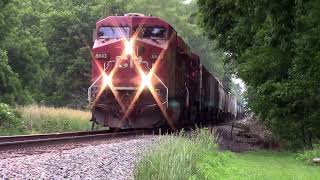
[124,41,133,55]
[141,72,152,88]
[117,31,177,130]
[102,74,112,87]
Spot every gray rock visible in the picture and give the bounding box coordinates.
[0,135,158,180]
[313,158,320,163]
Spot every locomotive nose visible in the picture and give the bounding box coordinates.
[104,39,163,89]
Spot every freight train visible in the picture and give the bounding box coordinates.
[88,13,245,129]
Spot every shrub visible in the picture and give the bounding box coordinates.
[297,144,320,165]
[0,103,24,132]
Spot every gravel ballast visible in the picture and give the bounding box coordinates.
[0,135,157,180]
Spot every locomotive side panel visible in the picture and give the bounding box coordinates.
[189,54,201,107]
[199,66,220,123]
[208,75,219,108]
[218,85,225,111]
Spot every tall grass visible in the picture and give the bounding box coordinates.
[135,129,236,180]
[17,105,92,134]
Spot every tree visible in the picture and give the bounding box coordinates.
[0,50,26,105]
[0,0,27,105]
[198,0,320,148]
[39,0,126,107]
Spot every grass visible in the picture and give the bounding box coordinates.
[297,143,320,164]
[230,151,320,180]
[135,129,234,180]
[135,129,320,180]
[0,105,93,136]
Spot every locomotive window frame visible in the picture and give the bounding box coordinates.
[98,26,131,39]
[133,26,168,40]
[191,59,198,68]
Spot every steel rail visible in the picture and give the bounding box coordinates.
[0,129,154,150]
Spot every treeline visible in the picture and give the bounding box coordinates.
[198,0,320,148]
[0,0,235,108]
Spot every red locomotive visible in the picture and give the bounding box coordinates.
[88,13,244,129]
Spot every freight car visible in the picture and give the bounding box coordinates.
[88,13,243,130]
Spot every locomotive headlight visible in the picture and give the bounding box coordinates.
[141,73,152,88]
[102,74,112,87]
[124,41,133,55]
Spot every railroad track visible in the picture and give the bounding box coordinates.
[0,122,229,150]
[0,129,154,150]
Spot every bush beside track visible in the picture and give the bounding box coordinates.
[0,103,24,135]
[0,104,94,136]
[135,129,320,180]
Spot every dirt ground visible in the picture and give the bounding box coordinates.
[214,115,278,153]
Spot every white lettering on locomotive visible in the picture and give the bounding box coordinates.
[115,56,144,68]
[95,53,107,59]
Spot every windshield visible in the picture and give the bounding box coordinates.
[98,27,130,39]
[135,27,167,39]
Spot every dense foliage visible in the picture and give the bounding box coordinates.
[198,0,320,148]
[0,1,27,105]
[0,103,23,130]
[14,0,127,107]
[0,0,235,109]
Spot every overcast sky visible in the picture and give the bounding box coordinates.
[232,77,246,93]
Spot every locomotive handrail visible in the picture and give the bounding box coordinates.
[137,60,169,107]
[138,57,169,107]
[88,76,101,104]
[88,60,117,104]
[185,84,189,107]
[153,74,169,108]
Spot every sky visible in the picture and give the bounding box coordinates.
[232,77,246,93]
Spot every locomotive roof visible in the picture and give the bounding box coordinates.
[96,14,172,29]
[191,53,200,60]
[96,13,197,58]
[201,65,227,91]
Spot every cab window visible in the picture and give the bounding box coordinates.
[191,59,198,68]
[134,26,167,39]
[98,26,130,39]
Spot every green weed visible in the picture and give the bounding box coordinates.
[297,144,320,165]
